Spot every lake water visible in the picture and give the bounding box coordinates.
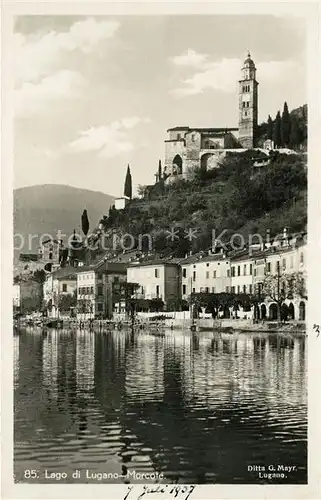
[14,328,307,484]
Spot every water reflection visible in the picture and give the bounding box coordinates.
[14,329,307,484]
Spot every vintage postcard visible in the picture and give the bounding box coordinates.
[1,1,321,500]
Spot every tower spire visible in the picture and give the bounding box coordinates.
[238,51,258,149]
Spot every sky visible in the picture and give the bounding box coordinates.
[14,15,306,197]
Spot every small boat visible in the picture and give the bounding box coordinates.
[44,319,63,329]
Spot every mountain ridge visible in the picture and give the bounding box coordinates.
[14,184,114,259]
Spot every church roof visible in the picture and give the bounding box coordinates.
[243,51,255,67]
[167,126,238,133]
[167,126,190,131]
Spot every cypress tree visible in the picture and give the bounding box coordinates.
[81,209,89,236]
[124,164,132,199]
[273,111,282,148]
[289,117,300,149]
[158,159,162,181]
[281,102,291,147]
[267,115,273,140]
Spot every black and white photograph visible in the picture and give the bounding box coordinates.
[2,2,321,499]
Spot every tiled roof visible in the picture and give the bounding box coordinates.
[167,126,238,133]
[128,258,180,268]
[51,267,81,279]
[179,253,227,265]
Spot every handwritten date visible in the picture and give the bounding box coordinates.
[124,484,195,500]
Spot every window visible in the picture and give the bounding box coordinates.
[237,285,240,294]
[155,269,159,278]
[246,101,249,108]
[90,286,94,294]
[300,252,304,265]
[192,288,195,293]
[244,111,248,117]
[156,285,160,297]
[227,269,230,278]
[242,102,245,108]
[193,271,196,281]
[231,267,235,277]
[266,262,271,273]
[213,270,217,278]
[205,287,209,293]
[249,284,253,294]
[290,256,294,268]
[49,252,53,260]
[231,286,235,294]
[97,285,103,296]
[237,266,241,276]
[226,286,229,293]
[182,268,187,278]
[243,265,247,275]
[206,271,209,279]
[249,264,253,275]
[62,284,67,292]
[254,268,257,277]
[182,284,186,295]
[212,287,215,293]
[206,263,209,267]
[177,133,181,140]
[243,285,246,294]
[276,261,280,273]
[97,273,103,280]
[97,303,103,312]
[282,258,286,270]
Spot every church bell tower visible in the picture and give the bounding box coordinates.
[238,51,258,148]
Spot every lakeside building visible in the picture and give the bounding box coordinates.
[127,260,181,306]
[43,267,78,318]
[180,252,231,300]
[76,260,127,320]
[127,230,306,321]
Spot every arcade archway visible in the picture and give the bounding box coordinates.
[172,154,183,175]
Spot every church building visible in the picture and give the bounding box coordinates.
[164,52,259,181]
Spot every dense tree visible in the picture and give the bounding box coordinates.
[21,296,42,313]
[158,159,162,181]
[262,270,306,322]
[86,151,307,260]
[33,269,46,283]
[267,114,273,140]
[58,291,77,313]
[273,111,282,148]
[81,210,89,237]
[124,164,132,199]
[289,117,300,149]
[281,102,291,147]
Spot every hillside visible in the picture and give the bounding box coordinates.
[99,152,307,259]
[14,184,114,259]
